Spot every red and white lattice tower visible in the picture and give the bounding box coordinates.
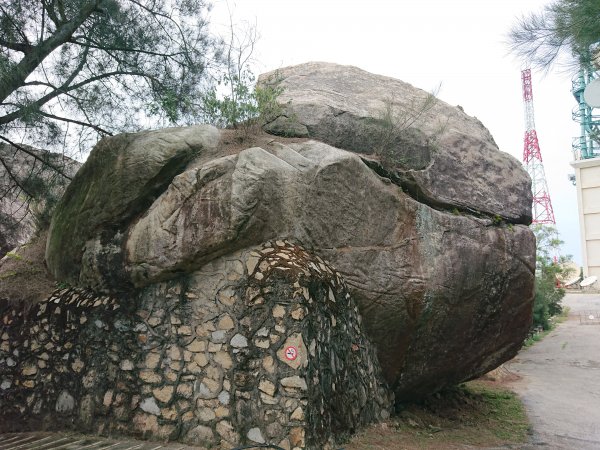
[521,68,556,224]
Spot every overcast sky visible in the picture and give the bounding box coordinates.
[209,0,583,264]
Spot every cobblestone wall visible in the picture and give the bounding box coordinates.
[1,241,393,449]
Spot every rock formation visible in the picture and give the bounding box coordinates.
[0,144,80,258]
[1,62,535,447]
[260,62,532,223]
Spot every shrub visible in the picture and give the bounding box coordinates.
[202,70,283,138]
[531,224,567,330]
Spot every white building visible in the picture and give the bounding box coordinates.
[571,61,600,279]
[571,157,600,278]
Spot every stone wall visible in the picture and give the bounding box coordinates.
[0,241,393,449]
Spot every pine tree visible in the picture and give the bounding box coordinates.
[509,0,600,71]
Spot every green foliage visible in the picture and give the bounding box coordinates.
[0,0,221,230]
[254,78,286,125]
[531,224,567,330]
[0,0,218,153]
[524,308,569,347]
[509,0,600,71]
[56,281,72,290]
[203,72,253,129]
[203,67,255,129]
[202,70,283,136]
[200,14,283,138]
[524,332,543,347]
[533,273,564,330]
[0,271,17,279]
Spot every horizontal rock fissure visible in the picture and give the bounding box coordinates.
[360,157,529,226]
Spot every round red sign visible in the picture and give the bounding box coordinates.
[284,346,298,361]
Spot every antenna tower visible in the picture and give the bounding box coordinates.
[521,68,556,224]
[571,64,600,160]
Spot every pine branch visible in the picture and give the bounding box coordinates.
[0,135,72,180]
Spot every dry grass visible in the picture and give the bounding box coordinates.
[218,128,310,155]
[219,129,310,155]
[346,380,530,450]
[0,230,56,305]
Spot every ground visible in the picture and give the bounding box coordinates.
[345,379,529,450]
[507,292,600,449]
[346,291,600,450]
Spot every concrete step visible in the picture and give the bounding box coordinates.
[0,433,203,450]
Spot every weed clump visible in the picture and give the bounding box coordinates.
[369,88,447,170]
[346,381,529,449]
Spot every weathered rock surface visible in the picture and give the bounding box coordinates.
[45,125,220,289]
[123,139,535,398]
[45,63,535,404]
[0,144,79,258]
[259,62,532,224]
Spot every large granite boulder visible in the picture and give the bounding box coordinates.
[260,62,531,224]
[124,140,534,399]
[45,125,220,289]
[45,63,535,402]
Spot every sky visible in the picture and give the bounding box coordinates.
[208,0,584,264]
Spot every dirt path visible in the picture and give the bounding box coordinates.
[506,293,600,449]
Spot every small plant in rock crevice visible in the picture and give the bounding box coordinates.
[202,70,284,138]
[370,87,447,169]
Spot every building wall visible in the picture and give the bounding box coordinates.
[571,157,600,279]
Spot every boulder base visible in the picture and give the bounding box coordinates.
[1,242,392,449]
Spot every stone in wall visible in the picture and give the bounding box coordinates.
[0,289,136,433]
[0,241,393,449]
